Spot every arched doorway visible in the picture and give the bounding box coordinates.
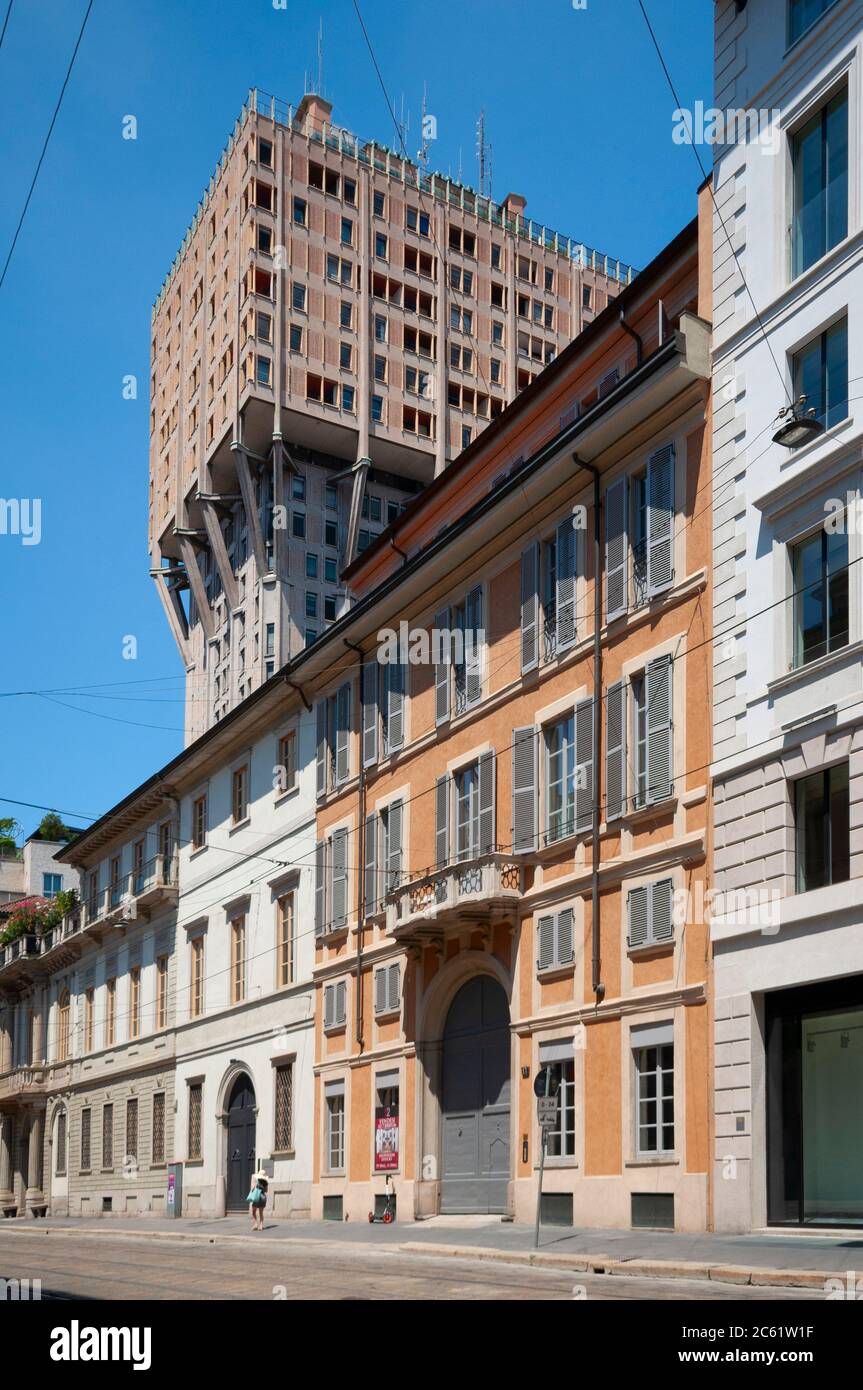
[225,1074,256,1211]
[441,975,511,1213]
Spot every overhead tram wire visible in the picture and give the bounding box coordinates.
[0,1,14,53]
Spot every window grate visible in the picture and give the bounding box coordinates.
[275,1063,293,1151]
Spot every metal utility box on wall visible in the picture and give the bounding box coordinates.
[167,1163,183,1218]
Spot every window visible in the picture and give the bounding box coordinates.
[325,519,338,547]
[792,89,847,279]
[306,552,318,579]
[374,962,401,1016]
[277,892,295,987]
[274,1062,294,1151]
[363,800,404,912]
[627,879,674,948]
[324,980,347,1031]
[257,137,272,167]
[84,987,94,1053]
[326,1084,345,1170]
[156,955,168,1030]
[42,873,62,897]
[374,314,387,343]
[126,1097,138,1164]
[491,242,502,269]
[190,936,204,1019]
[371,394,384,423]
[789,0,836,46]
[290,324,303,352]
[492,321,503,346]
[192,793,208,850]
[634,1033,674,1155]
[109,856,122,909]
[232,764,249,823]
[102,1103,114,1170]
[452,587,483,715]
[57,989,70,1061]
[343,177,356,205]
[306,591,318,619]
[375,232,388,259]
[255,356,271,386]
[291,475,306,501]
[315,826,349,935]
[152,1092,165,1164]
[293,196,306,226]
[792,526,848,667]
[105,977,116,1046]
[277,731,297,794]
[256,310,272,342]
[374,354,386,383]
[188,1083,202,1160]
[324,556,337,582]
[605,655,673,819]
[544,1058,575,1159]
[341,217,353,245]
[792,318,848,430]
[231,916,246,1003]
[129,968,141,1039]
[340,300,352,329]
[340,341,352,370]
[545,714,580,844]
[56,1108,67,1176]
[374,190,385,216]
[257,225,272,255]
[795,763,850,892]
[292,283,306,312]
[536,908,575,972]
[315,683,352,797]
[324,594,337,621]
[80,1108,91,1172]
[605,445,675,620]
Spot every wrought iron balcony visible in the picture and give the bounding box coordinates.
[385,852,525,942]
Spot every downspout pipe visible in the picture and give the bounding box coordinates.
[344,638,367,1051]
[573,455,605,1003]
[619,308,643,367]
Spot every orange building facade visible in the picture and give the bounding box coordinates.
[309,186,713,1230]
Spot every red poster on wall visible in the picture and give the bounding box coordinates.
[374,1106,399,1172]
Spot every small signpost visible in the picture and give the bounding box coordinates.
[533,1068,559,1248]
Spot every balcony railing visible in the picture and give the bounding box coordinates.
[385,852,525,941]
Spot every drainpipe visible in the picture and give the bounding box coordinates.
[344,638,367,1052]
[573,456,605,1003]
[619,309,643,367]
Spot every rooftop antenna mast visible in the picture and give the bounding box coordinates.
[397,93,410,153]
[306,17,324,95]
[417,82,431,171]
[476,109,493,198]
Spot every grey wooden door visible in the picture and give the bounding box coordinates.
[226,1074,256,1211]
[441,976,511,1213]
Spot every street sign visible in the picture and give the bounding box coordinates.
[537,1096,558,1128]
[533,1066,560,1099]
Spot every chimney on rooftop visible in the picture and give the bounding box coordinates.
[502,192,527,220]
[296,93,333,138]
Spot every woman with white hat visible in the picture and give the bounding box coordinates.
[246,1171,269,1231]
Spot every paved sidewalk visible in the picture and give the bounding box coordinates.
[5,1213,863,1287]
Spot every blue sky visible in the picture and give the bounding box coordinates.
[0,0,712,838]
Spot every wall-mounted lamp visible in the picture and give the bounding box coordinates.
[522,1135,529,1165]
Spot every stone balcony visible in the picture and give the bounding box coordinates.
[385,853,525,943]
[0,1061,72,1105]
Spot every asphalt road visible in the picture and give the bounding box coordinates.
[0,1230,824,1301]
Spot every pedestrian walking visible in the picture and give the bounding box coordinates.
[246,1171,269,1231]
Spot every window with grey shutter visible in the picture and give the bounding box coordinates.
[364,813,378,916]
[464,586,482,706]
[386,799,403,893]
[331,828,348,930]
[628,878,675,948]
[646,654,673,803]
[374,966,387,1015]
[537,915,555,971]
[435,774,450,869]
[315,701,327,797]
[605,680,627,822]
[605,476,628,621]
[335,979,347,1026]
[556,907,574,965]
[434,607,451,723]
[387,962,400,1013]
[647,443,674,596]
[324,982,335,1030]
[385,659,405,752]
[520,544,539,673]
[574,697,594,833]
[478,751,495,855]
[512,726,538,854]
[556,517,577,650]
[362,660,378,767]
[314,840,326,936]
[335,683,351,784]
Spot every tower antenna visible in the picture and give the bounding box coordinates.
[476,109,493,198]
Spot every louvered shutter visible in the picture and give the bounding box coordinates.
[374,967,387,1015]
[335,979,346,1026]
[324,983,334,1030]
[387,962,400,1013]
[335,683,351,784]
[574,697,594,833]
[556,907,574,965]
[520,544,539,673]
[651,878,674,943]
[315,701,327,797]
[464,586,482,706]
[331,829,348,929]
[387,800,403,893]
[314,840,326,936]
[556,517,577,650]
[364,813,378,915]
[434,607,451,724]
[435,774,450,870]
[628,885,649,948]
[605,476,628,621]
[646,654,673,803]
[537,915,555,972]
[478,751,495,856]
[647,443,674,596]
[387,659,405,752]
[605,680,627,822]
[511,727,538,854]
[362,660,378,767]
